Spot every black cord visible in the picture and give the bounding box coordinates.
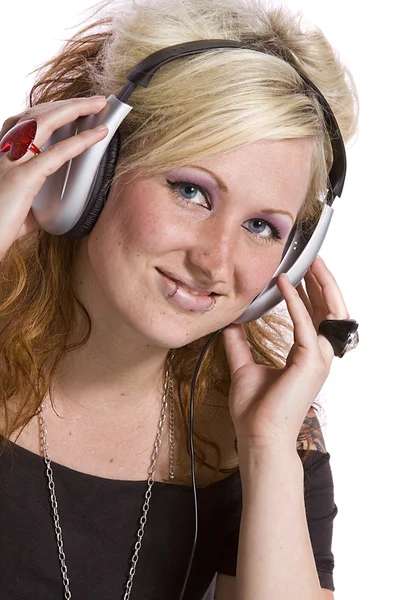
[178,327,227,599]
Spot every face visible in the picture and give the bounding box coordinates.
[76,138,312,347]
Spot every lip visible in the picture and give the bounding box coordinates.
[156,269,218,313]
[157,269,217,296]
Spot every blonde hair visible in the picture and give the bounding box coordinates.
[1,0,358,484]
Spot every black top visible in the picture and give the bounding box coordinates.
[0,443,337,599]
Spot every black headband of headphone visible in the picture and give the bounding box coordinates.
[117,39,346,205]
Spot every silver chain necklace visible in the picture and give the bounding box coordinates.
[38,360,175,600]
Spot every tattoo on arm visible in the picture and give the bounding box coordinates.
[297,408,327,453]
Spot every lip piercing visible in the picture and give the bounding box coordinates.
[167,280,216,311]
[203,295,216,312]
[167,282,179,298]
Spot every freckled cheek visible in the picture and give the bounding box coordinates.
[237,249,283,300]
[114,200,188,256]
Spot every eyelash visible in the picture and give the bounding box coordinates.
[167,180,211,209]
[242,219,282,244]
[166,179,282,244]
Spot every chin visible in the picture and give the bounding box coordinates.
[121,301,236,350]
[130,312,221,349]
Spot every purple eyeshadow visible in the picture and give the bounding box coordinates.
[165,168,220,192]
[165,168,295,237]
[258,214,293,239]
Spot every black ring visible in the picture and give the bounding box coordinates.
[318,319,359,358]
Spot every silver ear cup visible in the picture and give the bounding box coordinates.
[32,95,132,235]
[234,203,333,324]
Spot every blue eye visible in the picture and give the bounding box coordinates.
[242,218,281,241]
[167,180,210,209]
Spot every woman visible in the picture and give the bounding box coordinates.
[0,0,358,598]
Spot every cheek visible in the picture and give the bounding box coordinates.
[100,183,180,257]
[122,203,167,254]
[237,246,284,300]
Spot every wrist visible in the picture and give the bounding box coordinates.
[237,438,302,477]
[238,444,304,504]
[235,434,299,461]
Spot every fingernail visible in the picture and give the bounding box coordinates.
[89,95,106,100]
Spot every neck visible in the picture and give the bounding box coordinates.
[51,313,170,419]
[47,242,177,419]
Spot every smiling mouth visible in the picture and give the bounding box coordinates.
[157,269,217,297]
[156,269,218,313]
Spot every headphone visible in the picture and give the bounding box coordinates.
[31,40,347,324]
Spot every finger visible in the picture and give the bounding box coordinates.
[0,124,109,253]
[303,269,326,318]
[277,273,319,351]
[296,280,313,317]
[3,124,109,194]
[1,96,108,166]
[29,96,108,147]
[222,324,254,375]
[310,257,349,319]
[16,210,40,238]
[0,113,25,139]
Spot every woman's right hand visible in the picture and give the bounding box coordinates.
[0,96,109,260]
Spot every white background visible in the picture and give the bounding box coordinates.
[1,1,398,598]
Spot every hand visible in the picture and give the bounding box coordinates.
[222,257,349,453]
[0,96,109,259]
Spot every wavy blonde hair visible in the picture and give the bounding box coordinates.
[0,0,358,484]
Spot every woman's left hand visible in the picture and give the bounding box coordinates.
[222,256,349,453]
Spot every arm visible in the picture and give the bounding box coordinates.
[214,410,336,600]
[235,444,323,600]
[235,412,336,599]
[220,260,347,600]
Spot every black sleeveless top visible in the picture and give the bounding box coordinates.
[0,443,337,599]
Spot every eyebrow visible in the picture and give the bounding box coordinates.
[189,164,295,224]
[188,165,229,192]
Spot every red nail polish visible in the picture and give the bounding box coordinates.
[0,119,39,161]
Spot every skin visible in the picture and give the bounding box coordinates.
[1,96,346,598]
[0,97,110,258]
[41,138,305,416]
[0,98,348,460]
[25,136,312,474]
[75,138,310,346]
[46,136,345,482]
[67,135,347,448]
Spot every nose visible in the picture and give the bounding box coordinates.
[187,217,237,284]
